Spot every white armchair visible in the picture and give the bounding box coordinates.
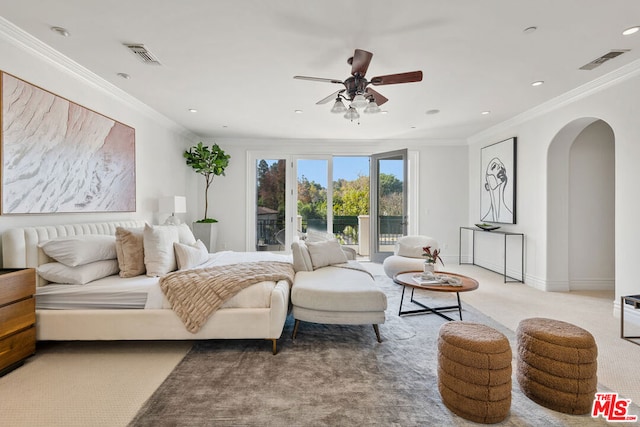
[382,235,440,278]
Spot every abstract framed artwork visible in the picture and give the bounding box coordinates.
[480,137,516,224]
[1,71,135,214]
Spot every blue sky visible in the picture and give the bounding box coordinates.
[298,156,403,185]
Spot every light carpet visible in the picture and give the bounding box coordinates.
[130,275,625,426]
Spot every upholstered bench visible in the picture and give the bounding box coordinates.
[291,240,387,342]
[516,317,598,415]
[437,321,512,424]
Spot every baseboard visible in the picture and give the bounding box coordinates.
[569,279,615,291]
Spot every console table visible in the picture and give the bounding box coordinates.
[459,227,524,283]
[621,295,640,345]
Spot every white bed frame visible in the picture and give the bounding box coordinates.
[1,221,290,354]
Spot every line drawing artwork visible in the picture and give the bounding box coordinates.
[480,138,516,224]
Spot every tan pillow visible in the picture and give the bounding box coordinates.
[174,240,209,270]
[143,224,180,277]
[306,240,348,269]
[115,227,146,278]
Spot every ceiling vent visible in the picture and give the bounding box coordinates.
[124,44,161,65]
[579,49,629,70]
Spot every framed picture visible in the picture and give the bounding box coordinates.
[1,71,136,214]
[480,137,516,224]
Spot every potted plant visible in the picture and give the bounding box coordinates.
[184,142,231,251]
[422,246,444,273]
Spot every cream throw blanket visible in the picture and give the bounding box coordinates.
[160,261,295,333]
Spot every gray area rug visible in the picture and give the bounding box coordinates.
[130,275,616,426]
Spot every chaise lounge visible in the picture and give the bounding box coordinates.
[290,239,387,342]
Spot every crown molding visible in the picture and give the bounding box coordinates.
[468,57,640,145]
[0,17,198,140]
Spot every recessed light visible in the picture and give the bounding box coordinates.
[623,26,640,36]
[531,80,544,87]
[523,26,537,34]
[410,126,416,129]
[425,109,440,115]
[50,26,70,37]
[481,111,491,115]
[294,110,303,114]
[188,108,198,113]
[380,110,388,115]
[116,72,131,79]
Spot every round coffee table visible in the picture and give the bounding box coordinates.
[393,271,479,321]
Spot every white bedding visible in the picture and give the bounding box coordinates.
[35,250,293,310]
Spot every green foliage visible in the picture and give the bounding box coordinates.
[195,218,218,223]
[184,142,231,221]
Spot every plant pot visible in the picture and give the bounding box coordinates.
[423,262,435,273]
[192,222,218,252]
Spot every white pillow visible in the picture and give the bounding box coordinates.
[305,230,338,243]
[37,260,120,285]
[175,223,197,245]
[39,235,117,267]
[143,224,180,277]
[306,240,348,269]
[174,240,209,270]
[291,241,313,272]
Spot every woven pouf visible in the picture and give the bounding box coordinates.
[437,321,512,424]
[516,318,598,415]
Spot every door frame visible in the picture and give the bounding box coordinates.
[370,149,416,262]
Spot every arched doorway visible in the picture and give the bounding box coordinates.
[547,118,615,291]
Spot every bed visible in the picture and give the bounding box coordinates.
[1,221,293,354]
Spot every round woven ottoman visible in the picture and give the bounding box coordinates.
[438,321,512,424]
[516,318,598,415]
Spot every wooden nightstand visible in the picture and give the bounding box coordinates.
[0,268,36,376]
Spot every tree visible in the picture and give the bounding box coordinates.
[183,142,230,222]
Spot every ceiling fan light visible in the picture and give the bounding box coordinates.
[330,98,347,113]
[350,94,368,109]
[364,100,380,114]
[344,107,360,121]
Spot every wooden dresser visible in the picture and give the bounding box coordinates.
[0,268,36,376]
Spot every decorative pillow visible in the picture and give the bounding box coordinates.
[37,260,120,285]
[305,230,338,243]
[175,223,197,245]
[143,224,180,277]
[39,235,117,267]
[115,227,146,278]
[306,240,348,269]
[395,236,439,258]
[291,241,313,272]
[174,240,209,270]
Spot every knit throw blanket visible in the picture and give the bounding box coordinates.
[160,261,295,333]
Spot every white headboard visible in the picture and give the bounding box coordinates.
[2,220,146,286]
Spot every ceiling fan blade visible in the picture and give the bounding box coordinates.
[370,70,423,85]
[365,88,388,106]
[316,89,345,105]
[350,49,373,77]
[294,75,344,84]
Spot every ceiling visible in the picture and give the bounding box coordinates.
[1,1,640,141]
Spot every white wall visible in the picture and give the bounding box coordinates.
[467,66,640,306]
[0,23,198,263]
[569,121,615,290]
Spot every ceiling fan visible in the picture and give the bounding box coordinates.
[294,49,422,120]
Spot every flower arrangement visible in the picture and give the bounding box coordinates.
[422,246,444,266]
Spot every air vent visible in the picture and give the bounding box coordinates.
[124,44,161,65]
[580,49,629,70]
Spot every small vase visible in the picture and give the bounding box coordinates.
[423,262,435,273]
